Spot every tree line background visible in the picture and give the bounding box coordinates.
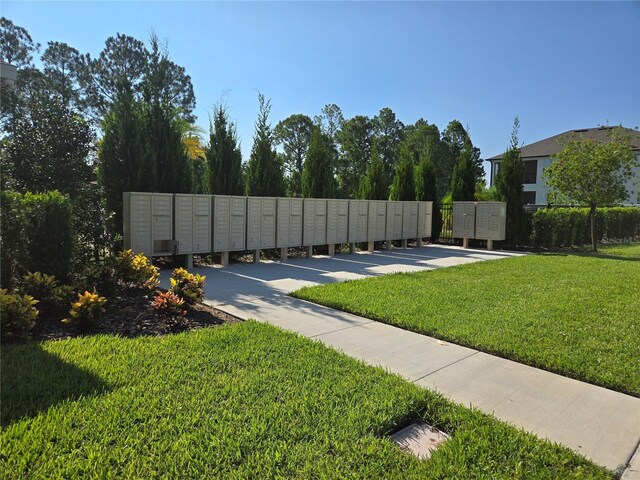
[1,18,531,265]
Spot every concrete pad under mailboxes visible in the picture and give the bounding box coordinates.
[313,320,477,382]
[391,422,449,460]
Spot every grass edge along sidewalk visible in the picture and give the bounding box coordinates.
[1,322,611,478]
[292,249,640,397]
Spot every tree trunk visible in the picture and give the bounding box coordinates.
[590,204,597,253]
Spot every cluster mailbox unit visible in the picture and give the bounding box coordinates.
[452,201,506,250]
[326,199,349,255]
[348,200,369,252]
[303,199,328,256]
[276,198,303,260]
[212,195,246,265]
[123,193,447,266]
[246,197,277,262]
[417,201,433,246]
[367,200,388,251]
[174,194,212,257]
[475,201,507,249]
[386,201,404,247]
[123,192,174,258]
[401,201,419,249]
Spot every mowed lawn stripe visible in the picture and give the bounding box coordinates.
[1,322,610,478]
[292,252,640,396]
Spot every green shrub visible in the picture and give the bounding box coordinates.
[0,289,38,342]
[114,249,159,292]
[62,290,107,326]
[20,272,76,317]
[1,191,22,288]
[531,207,640,247]
[169,268,205,304]
[151,290,186,317]
[21,191,74,281]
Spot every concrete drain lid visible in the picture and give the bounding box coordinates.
[390,422,449,459]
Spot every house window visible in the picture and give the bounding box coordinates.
[522,191,536,205]
[523,160,537,184]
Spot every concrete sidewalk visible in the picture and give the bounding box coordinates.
[162,245,640,472]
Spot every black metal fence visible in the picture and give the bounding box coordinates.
[438,203,454,243]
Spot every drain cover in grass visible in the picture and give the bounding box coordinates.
[390,422,449,459]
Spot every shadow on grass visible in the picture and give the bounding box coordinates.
[538,250,640,262]
[1,343,110,427]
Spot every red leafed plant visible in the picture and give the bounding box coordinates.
[151,291,186,317]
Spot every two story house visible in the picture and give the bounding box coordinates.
[488,127,640,205]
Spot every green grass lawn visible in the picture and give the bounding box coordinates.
[292,250,640,396]
[1,322,609,478]
[597,242,640,259]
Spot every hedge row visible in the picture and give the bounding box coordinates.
[1,190,73,288]
[530,207,640,247]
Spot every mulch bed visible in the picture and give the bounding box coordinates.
[29,289,242,342]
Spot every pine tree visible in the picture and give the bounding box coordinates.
[358,141,388,200]
[245,93,285,196]
[206,104,243,195]
[302,127,335,198]
[495,117,526,244]
[389,147,415,201]
[450,146,476,201]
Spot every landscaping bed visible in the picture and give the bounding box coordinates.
[1,322,610,478]
[292,246,640,396]
[28,288,240,342]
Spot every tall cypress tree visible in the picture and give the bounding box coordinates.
[206,104,244,195]
[245,93,284,196]
[495,117,526,244]
[415,151,442,240]
[389,147,415,201]
[98,84,151,235]
[450,146,476,201]
[358,141,388,200]
[302,126,335,198]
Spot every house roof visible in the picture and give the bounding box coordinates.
[488,127,640,161]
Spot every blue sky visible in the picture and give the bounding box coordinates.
[4,1,639,176]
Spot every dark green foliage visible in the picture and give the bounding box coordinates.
[5,90,94,196]
[336,115,373,198]
[495,117,526,244]
[97,85,151,235]
[389,147,414,201]
[372,107,404,182]
[0,289,38,342]
[19,272,74,318]
[358,142,388,200]
[144,102,192,194]
[275,113,313,196]
[302,127,336,198]
[0,17,40,68]
[41,41,84,109]
[450,146,476,201]
[71,183,111,266]
[1,191,21,288]
[415,153,442,240]
[2,191,73,284]
[442,120,484,188]
[531,207,640,247]
[206,104,243,195]
[245,93,285,197]
[21,191,74,281]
